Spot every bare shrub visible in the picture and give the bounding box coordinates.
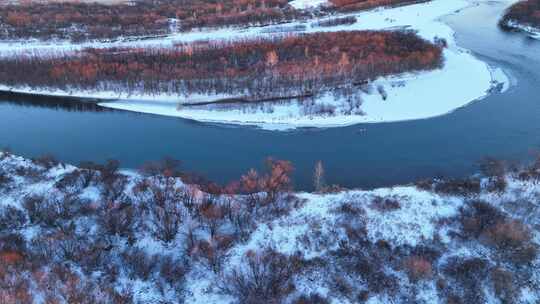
[192,235,235,273]
[14,165,43,182]
[23,195,60,227]
[486,177,507,193]
[140,157,182,177]
[404,256,432,281]
[221,249,303,304]
[199,198,226,238]
[355,257,398,295]
[0,206,27,230]
[122,248,157,281]
[0,171,13,189]
[0,273,33,304]
[141,181,185,243]
[239,158,295,213]
[485,220,532,249]
[78,161,100,186]
[314,16,357,27]
[337,201,365,216]
[479,157,506,178]
[160,255,189,287]
[443,257,489,303]
[55,169,88,194]
[99,202,136,239]
[434,178,481,196]
[478,157,508,192]
[292,293,330,304]
[484,220,538,264]
[371,196,400,212]
[32,154,59,170]
[460,200,504,236]
[261,158,294,205]
[460,201,537,264]
[0,233,27,253]
[415,179,433,191]
[331,275,353,297]
[99,160,126,199]
[491,268,517,304]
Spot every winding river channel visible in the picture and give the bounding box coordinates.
[0,0,539,190]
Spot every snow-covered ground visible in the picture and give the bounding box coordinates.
[0,0,513,129]
[1,152,539,303]
[504,19,540,40]
[289,0,329,9]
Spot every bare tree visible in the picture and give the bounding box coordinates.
[313,160,326,192]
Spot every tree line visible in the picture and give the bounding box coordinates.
[325,0,431,13]
[0,0,305,41]
[0,30,444,101]
[0,0,432,42]
[501,0,540,29]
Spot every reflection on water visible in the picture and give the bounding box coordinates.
[0,91,112,112]
[1,1,540,190]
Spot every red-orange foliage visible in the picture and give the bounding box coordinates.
[239,158,294,205]
[0,250,24,266]
[404,256,433,281]
[485,220,532,249]
[0,0,304,41]
[0,31,443,98]
[328,0,429,12]
[502,0,540,28]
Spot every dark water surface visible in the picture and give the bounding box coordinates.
[1,1,539,190]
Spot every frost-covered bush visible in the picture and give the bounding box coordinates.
[122,248,158,281]
[23,195,61,227]
[55,169,90,194]
[31,154,59,170]
[460,200,506,238]
[141,181,185,243]
[490,267,518,303]
[0,233,27,253]
[0,171,13,189]
[2,153,540,303]
[292,293,330,304]
[221,249,303,303]
[442,257,490,303]
[434,177,481,196]
[371,196,401,212]
[313,16,357,27]
[0,206,26,231]
[98,202,137,239]
[404,256,432,282]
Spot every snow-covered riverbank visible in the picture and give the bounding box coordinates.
[1,152,539,303]
[0,0,512,129]
[503,19,540,40]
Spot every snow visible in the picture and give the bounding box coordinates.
[289,0,328,9]
[505,19,540,40]
[99,43,508,130]
[0,0,512,130]
[2,152,540,303]
[226,186,464,266]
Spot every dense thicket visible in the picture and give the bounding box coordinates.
[0,0,304,41]
[326,0,430,13]
[0,31,443,99]
[501,0,540,29]
[0,0,431,41]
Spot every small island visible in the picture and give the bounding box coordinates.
[500,0,540,39]
[0,0,508,129]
